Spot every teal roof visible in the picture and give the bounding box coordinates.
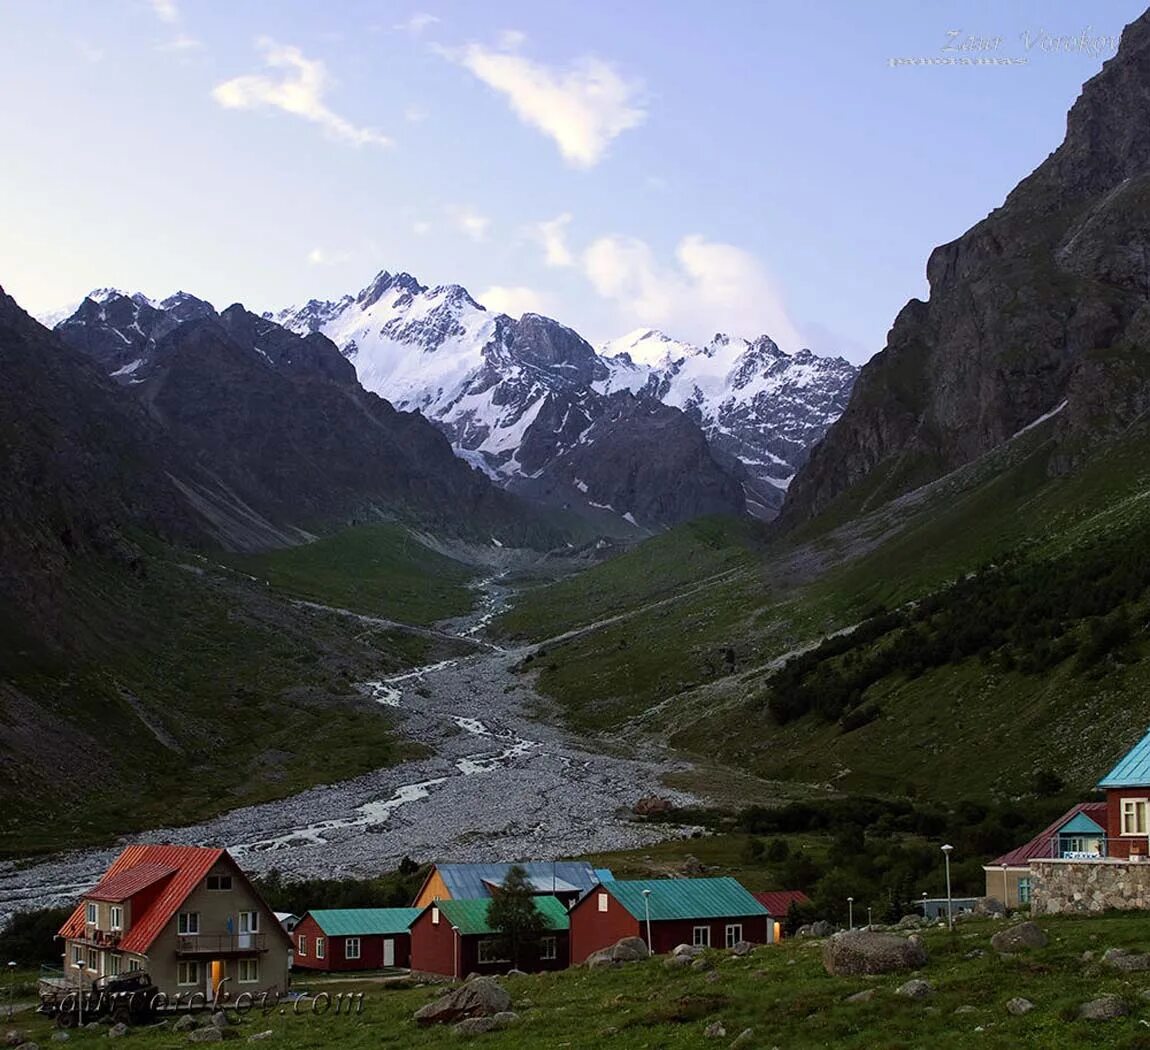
[306,908,420,936]
[1060,811,1104,835]
[1099,728,1150,788]
[433,896,570,936]
[602,878,767,922]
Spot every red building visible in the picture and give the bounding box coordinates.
[752,890,811,941]
[291,908,419,971]
[569,878,770,963]
[1098,729,1150,860]
[409,897,570,979]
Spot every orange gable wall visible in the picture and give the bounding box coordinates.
[413,870,452,909]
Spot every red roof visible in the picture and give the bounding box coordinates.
[85,862,177,902]
[988,802,1108,867]
[753,890,811,915]
[59,845,225,954]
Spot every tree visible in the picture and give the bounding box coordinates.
[0,906,71,965]
[485,865,548,969]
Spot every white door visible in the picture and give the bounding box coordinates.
[238,911,258,949]
[383,939,395,967]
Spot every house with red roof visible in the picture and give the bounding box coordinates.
[57,845,291,999]
[752,890,811,941]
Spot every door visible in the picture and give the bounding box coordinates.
[210,960,225,997]
[238,911,259,949]
[383,939,395,967]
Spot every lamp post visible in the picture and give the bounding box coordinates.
[641,889,653,951]
[941,844,955,930]
[847,896,854,931]
[1001,863,1009,910]
[867,907,873,928]
[6,961,15,1021]
[75,959,86,1027]
[921,890,928,916]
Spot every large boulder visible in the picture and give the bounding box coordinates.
[585,937,650,969]
[822,931,928,976]
[990,921,1048,954]
[1102,948,1150,972]
[1078,995,1130,1021]
[414,978,512,1026]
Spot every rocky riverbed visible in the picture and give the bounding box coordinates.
[0,581,702,920]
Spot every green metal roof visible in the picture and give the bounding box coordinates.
[434,896,570,936]
[1099,727,1150,788]
[306,908,421,936]
[602,878,768,922]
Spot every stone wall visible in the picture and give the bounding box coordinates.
[1030,859,1150,914]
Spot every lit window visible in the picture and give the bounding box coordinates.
[540,936,557,961]
[1122,799,1148,835]
[238,958,260,984]
[177,961,201,986]
[597,894,609,913]
[178,912,200,935]
[316,937,325,960]
[692,926,711,948]
[297,935,307,957]
[345,938,361,960]
[206,874,233,891]
[725,924,743,948]
[86,903,97,925]
[110,906,123,931]
[477,939,509,964]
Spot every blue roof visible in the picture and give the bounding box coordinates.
[1098,728,1150,788]
[435,862,602,900]
[1059,811,1105,835]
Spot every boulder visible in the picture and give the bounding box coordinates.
[453,1018,497,1037]
[584,937,650,969]
[730,1029,755,1049]
[703,1021,726,1039]
[671,944,704,958]
[414,978,512,1026]
[108,1024,130,1039]
[633,795,673,817]
[173,1016,199,1033]
[492,1012,519,1029]
[809,920,833,938]
[954,1005,978,1015]
[974,897,1005,917]
[1103,948,1150,972]
[682,856,705,876]
[210,1012,231,1029]
[728,940,755,957]
[1078,995,1130,1021]
[845,989,876,1003]
[690,957,714,972]
[990,921,1047,954]
[663,954,692,970]
[822,931,928,976]
[187,1032,224,1044]
[895,979,933,999]
[1005,997,1034,1016]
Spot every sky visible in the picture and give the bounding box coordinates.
[0,0,1143,363]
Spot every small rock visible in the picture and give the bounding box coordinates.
[51,1036,70,1045]
[1078,995,1129,1021]
[730,1029,754,1049]
[3,1034,28,1048]
[1005,998,1034,1016]
[453,1017,497,1036]
[173,1016,199,1033]
[84,1025,102,1033]
[954,1005,978,1015]
[211,1012,231,1029]
[895,979,934,999]
[187,1032,225,1045]
[990,921,1047,954]
[108,1023,130,1039]
[1104,950,1150,972]
[491,1012,519,1029]
[704,971,720,984]
[664,954,693,969]
[672,944,704,958]
[247,1035,274,1044]
[1081,950,1095,962]
[845,989,875,1003]
[729,940,756,957]
[414,977,512,1025]
[691,957,714,972]
[703,1021,726,1039]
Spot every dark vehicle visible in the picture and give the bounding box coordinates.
[38,971,159,1028]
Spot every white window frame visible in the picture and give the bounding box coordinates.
[297,935,307,957]
[477,939,509,964]
[597,893,609,913]
[178,912,200,936]
[345,937,361,961]
[109,906,123,931]
[86,902,98,925]
[206,874,233,891]
[237,958,260,984]
[128,958,142,973]
[177,961,200,987]
[315,937,325,960]
[239,910,260,934]
[725,924,743,948]
[1122,798,1148,836]
[692,926,711,947]
[87,948,99,972]
[71,944,83,966]
[431,906,440,926]
[540,936,557,961]
[107,954,122,977]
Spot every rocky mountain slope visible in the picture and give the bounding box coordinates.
[782,9,1150,526]
[269,273,854,521]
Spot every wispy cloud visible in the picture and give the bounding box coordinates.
[156,34,202,52]
[75,39,105,63]
[534,212,574,267]
[148,0,179,23]
[395,12,440,35]
[213,39,391,147]
[477,285,550,317]
[449,205,490,242]
[443,35,645,168]
[582,234,802,349]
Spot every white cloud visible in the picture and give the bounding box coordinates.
[477,285,550,317]
[149,0,179,23]
[497,29,527,50]
[449,205,490,241]
[534,213,574,268]
[212,38,391,147]
[157,34,202,52]
[307,247,352,266]
[444,37,645,168]
[582,234,802,349]
[395,12,440,35]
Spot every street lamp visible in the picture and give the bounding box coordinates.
[941,844,955,930]
[641,890,653,951]
[847,896,854,931]
[921,890,928,916]
[1000,862,1009,911]
[6,961,16,1021]
[867,907,873,928]
[75,959,86,1027]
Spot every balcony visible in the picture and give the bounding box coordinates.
[1049,836,1109,860]
[73,928,124,949]
[175,934,268,955]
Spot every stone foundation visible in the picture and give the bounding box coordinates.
[1031,859,1150,914]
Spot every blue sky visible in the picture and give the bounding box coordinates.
[0,0,1142,361]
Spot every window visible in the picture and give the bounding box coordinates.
[239,910,260,934]
[345,938,361,961]
[1122,799,1148,835]
[315,937,325,960]
[71,945,83,966]
[692,926,711,948]
[297,935,307,957]
[86,902,97,925]
[237,958,260,984]
[109,906,123,931]
[540,936,557,961]
[108,954,122,977]
[178,912,200,936]
[431,906,440,926]
[128,958,142,973]
[597,893,609,913]
[87,948,99,972]
[477,939,509,964]
[725,924,743,948]
[177,961,201,987]
[206,874,233,891]
[1018,877,1032,905]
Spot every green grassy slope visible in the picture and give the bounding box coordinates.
[494,419,1150,802]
